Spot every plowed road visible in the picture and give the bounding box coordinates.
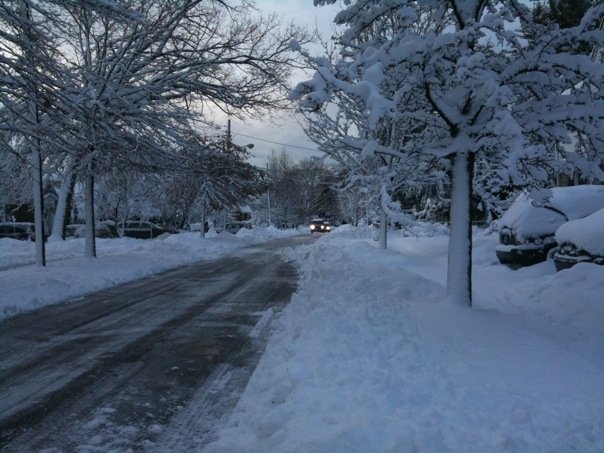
[0,235,310,452]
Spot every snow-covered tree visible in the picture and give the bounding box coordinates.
[292,0,604,305]
[0,1,68,264]
[266,150,301,227]
[294,7,447,249]
[178,134,265,237]
[337,183,367,227]
[0,144,32,222]
[92,129,265,235]
[302,96,440,248]
[264,150,340,227]
[2,0,309,259]
[534,0,594,30]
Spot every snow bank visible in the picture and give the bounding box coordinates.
[206,226,604,452]
[0,228,298,319]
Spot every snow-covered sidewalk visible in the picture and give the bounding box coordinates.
[0,227,298,319]
[206,225,604,452]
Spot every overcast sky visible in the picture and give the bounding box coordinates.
[219,1,344,167]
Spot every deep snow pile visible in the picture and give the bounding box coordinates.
[0,227,298,319]
[206,225,604,452]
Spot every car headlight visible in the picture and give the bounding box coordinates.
[310,224,315,230]
[560,243,577,255]
[499,228,517,245]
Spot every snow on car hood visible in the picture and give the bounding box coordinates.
[555,207,604,256]
[500,185,604,240]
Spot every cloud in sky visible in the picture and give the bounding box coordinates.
[219,1,343,167]
[231,115,320,166]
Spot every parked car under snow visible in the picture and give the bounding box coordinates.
[121,221,171,239]
[0,222,35,241]
[496,185,604,268]
[553,207,604,271]
[221,221,252,234]
[66,221,119,239]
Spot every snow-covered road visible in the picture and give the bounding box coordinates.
[0,236,308,452]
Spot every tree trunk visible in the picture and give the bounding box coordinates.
[379,208,387,250]
[446,152,474,306]
[199,194,206,239]
[49,170,73,242]
[63,171,77,238]
[22,0,45,266]
[32,144,46,266]
[84,173,96,258]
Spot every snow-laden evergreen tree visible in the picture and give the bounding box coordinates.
[292,0,604,305]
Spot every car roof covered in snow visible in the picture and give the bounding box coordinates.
[500,185,604,239]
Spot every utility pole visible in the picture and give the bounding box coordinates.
[199,192,206,238]
[226,118,232,152]
[266,163,272,226]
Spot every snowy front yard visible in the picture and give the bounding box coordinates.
[207,225,604,452]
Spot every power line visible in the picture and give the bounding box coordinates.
[232,132,319,152]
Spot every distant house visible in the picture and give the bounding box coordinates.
[236,204,252,221]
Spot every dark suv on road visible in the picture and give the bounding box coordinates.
[309,219,331,233]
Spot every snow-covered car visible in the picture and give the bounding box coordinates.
[553,207,604,271]
[0,222,35,241]
[496,185,604,268]
[66,221,119,239]
[121,221,170,239]
[188,222,209,233]
[96,221,119,238]
[222,221,252,234]
[309,219,331,233]
[65,224,85,238]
